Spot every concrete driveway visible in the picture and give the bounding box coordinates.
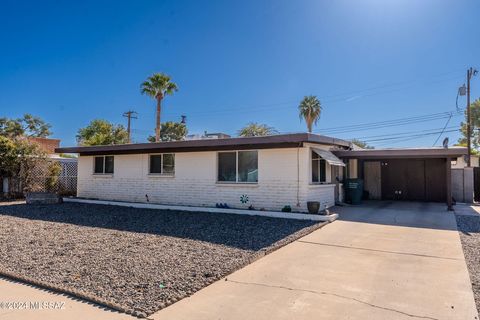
[153,202,479,320]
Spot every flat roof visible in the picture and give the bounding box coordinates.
[333,147,468,159]
[56,133,351,156]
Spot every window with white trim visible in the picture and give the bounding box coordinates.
[218,151,258,183]
[311,151,326,183]
[149,154,175,175]
[94,156,114,174]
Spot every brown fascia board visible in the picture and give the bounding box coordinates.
[55,133,351,156]
[333,148,468,159]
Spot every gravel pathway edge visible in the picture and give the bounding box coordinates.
[0,268,136,316]
[455,213,480,315]
[0,218,329,318]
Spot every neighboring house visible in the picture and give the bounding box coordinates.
[1,137,78,196]
[26,138,78,180]
[451,155,479,169]
[185,132,231,140]
[56,133,470,212]
[27,137,78,181]
[27,137,62,154]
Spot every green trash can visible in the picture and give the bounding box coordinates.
[345,178,364,205]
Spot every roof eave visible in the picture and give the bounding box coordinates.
[55,133,351,155]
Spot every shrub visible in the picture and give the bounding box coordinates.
[45,162,62,192]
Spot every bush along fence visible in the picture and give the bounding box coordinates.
[1,158,77,198]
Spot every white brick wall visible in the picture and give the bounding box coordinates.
[77,147,336,213]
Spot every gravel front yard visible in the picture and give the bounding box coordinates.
[456,213,480,313]
[0,202,322,317]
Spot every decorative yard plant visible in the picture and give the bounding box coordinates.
[0,136,47,194]
[45,162,62,192]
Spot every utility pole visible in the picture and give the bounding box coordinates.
[123,110,138,143]
[466,68,478,167]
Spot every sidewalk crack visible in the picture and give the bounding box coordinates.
[225,279,440,320]
[297,240,460,261]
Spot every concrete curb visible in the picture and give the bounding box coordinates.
[0,269,145,318]
[63,198,339,222]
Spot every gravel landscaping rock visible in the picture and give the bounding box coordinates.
[456,214,480,313]
[0,202,322,316]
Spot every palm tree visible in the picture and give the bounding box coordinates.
[141,73,178,142]
[298,95,322,133]
[238,122,278,137]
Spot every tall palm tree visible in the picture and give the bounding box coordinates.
[141,73,178,142]
[298,95,322,133]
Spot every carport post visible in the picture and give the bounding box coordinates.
[446,157,453,211]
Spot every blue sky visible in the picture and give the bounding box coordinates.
[0,0,479,147]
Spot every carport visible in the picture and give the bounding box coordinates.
[333,147,468,210]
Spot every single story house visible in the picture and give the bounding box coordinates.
[56,133,469,212]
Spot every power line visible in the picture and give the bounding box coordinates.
[315,109,463,135]
[318,110,457,131]
[160,71,464,118]
[132,109,464,142]
[366,129,459,144]
[374,133,454,147]
[352,125,459,141]
[317,73,464,106]
[432,114,453,147]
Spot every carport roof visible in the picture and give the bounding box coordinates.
[333,147,467,159]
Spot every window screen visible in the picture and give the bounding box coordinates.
[218,152,236,182]
[149,154,174,174]
[94,156,104,174]
[319,159,326,182]
[104,156,114,174]
[312,151,326,183]
[162,154,175,174]
[218,151,258,183]
[94,156,114,174]
[238,151,258,182]
[150,155,162,174]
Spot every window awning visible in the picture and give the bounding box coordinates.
[312,148,345,167]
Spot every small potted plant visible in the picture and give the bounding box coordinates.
[307,201,320,214]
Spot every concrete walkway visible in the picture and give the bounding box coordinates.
[153,202,479,320]
[0,276,134,320]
